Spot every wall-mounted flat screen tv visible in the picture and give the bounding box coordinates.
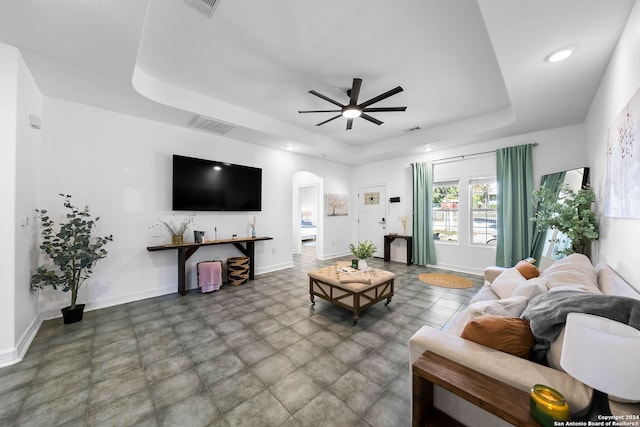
[172,154,262,211]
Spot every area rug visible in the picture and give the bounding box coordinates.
[418,273,473,289]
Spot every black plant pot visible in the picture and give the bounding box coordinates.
[61,304,85,324]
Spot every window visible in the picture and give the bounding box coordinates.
[470,179,497,245]
[432,181,459,242]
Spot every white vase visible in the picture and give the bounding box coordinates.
[357,259,368,271]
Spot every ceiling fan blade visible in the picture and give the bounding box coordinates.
[360,113,383,126]
[359,86,404,108]
[316,114,342,126]
[349,78,362,106]
[346,118,354,130]
[309,90,344,108]
[362,106,407,112]
[298,109,342,113]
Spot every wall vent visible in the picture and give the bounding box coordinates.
[189,115,235,134]
[185,0,221,18]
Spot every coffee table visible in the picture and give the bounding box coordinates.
[307,262,395,325]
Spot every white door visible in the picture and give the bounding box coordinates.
[358,185,387,258]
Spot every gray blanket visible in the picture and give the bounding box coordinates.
[521,290,640,362]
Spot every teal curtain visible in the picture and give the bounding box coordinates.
[530,171,566,264]
[412,162,437,265]
[496,145,534,267]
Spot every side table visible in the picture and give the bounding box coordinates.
[412,351,538,427]
[384,234,413,265]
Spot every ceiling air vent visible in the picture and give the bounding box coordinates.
[189,115,235,135]
[185,0,221,18]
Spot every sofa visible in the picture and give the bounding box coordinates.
[409,254,640,426]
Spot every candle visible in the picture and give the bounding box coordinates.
[529,384,570,427]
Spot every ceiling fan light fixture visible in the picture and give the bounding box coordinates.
[546,47,575,63]
[342,107,362,119]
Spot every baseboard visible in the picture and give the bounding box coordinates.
[317,251,350,261]
[39,284,178,320]
[256,262,294,275]
[0,315,42,368]
[431,262,484,277]
[0,347,18,369]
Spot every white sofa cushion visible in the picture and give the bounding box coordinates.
[541,253,601,294]
[446,296,529,336]
[490,267,526,299]
[408,325,592,413]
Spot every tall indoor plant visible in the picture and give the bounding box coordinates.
[530,184,599,257]
[31,194,113,324]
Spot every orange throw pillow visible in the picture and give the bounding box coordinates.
[516,260,540,279]
[461,315,535,358]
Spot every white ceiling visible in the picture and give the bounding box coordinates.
[0,0,635,165]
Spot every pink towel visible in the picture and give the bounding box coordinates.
[198,261,222,293]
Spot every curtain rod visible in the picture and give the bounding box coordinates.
[430,142,538,165]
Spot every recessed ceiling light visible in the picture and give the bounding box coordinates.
[546,47,575,63]
[424,146,433,152]
[285,144,295,151]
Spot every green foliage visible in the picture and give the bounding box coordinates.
[432,185,458,206]
[530,185,599,256]
[349,240,377,259]
[31,194,113,309]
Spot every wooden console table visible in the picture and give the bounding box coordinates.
[412,351,538,427]
[146,236,273,296]
[384,234,413,265]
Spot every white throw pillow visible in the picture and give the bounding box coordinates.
[451,296,530,336]
[490,267,527,299]
[511,277,548,299]
[548,284,590,293]
[541,254,601,294]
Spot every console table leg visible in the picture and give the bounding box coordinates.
[412,370,434,427]
[178,248,187,296]
[247,241,255,280]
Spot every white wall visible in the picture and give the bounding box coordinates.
[14,48,41,352]
[352,124,587,274]
[0,42,41,367]
[37,98,352,317]
[0,43,19,364]
[585,0,640,291]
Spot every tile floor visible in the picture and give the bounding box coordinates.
[0,245,483,427]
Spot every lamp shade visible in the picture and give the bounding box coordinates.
[560,313,640,400]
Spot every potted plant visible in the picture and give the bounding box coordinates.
[530,184,599,257]
[349,240,377,271]
[31,194,113,324]
[154,215,194,245]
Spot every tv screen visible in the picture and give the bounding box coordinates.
[172,155,262,211]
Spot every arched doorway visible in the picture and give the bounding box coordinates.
[292,171,323,257]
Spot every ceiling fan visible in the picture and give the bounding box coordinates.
[298,78,407,130]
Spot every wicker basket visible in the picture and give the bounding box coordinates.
[227,256,250,285]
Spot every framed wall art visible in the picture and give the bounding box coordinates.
[605,86,640,218]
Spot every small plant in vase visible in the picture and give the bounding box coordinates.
[154,215,194,245]
[400,213,412,235]
[31,194,113,324]
[349,240,377,271]
[249,216,256,238]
